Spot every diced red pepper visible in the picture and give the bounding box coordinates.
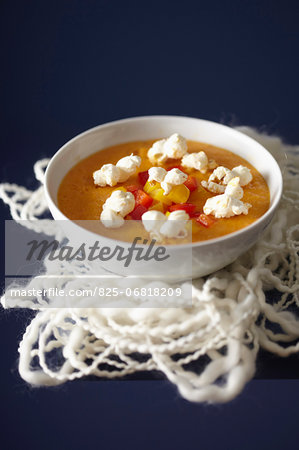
[130,204,148,220]
[191,211,201,218]
[167,165,186,173]
[196,213,215,228]
[168,203,196,216]
[138,170,149,186]
[184,176,197,192]
[126,184,140,193]
[135,189,153,208]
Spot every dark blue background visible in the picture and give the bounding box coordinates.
[1,1,299,449]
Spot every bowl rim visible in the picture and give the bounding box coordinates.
[44,115,283,249]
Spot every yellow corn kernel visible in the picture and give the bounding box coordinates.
[144,180,158,194]
[144,181,172,205]
[165,211,170,217]
[166,184,190,203]
[148,202,164,213]
[150,187,173,205]
[144,180,190,205]
[113,186,127,192]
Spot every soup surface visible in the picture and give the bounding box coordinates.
[58,140,270,243]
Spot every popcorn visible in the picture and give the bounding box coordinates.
[159,210,189,238]
[142,209,189,240]
[100,208,124,228]
[161,168,188,195]
[93,164,122,187]
[116,154,142,182]
[224,177,244,200]
[148,167,167,183]
[162,133,188,159]
[147,134,188,164]
[202,165,252,195]
[231,165,253,186]
[209,166,234,185]
[148,167,187,195]
[147,140,168,164]
[181,151,217,174]
[103,190,135,216]
[203,194,251,218]
[142,210,167,241]
[208,165,252,186]
[182,151,208,173]
[100,190,135,228]
[203,177,251,218]
[201,180,226,194]
[93,154,141,187]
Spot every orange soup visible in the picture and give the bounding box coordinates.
[58,140,270,243]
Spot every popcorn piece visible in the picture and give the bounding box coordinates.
[203,194,251,218]
[142,209,189,240]
[103,190,135,216]
[147,134,188,164]
[161,168,188,195]
[100,208,124,228]
[181,151,218,174]
[116,154,142,182]
[203,164,253,195]
[209,165,252,186]
[100,190,135,228]
[231,165,253,186]
[159,210,189,238]
[224,177,243,200]
[163,133,188,159]
[147,167,187,195]
[93,164,122,187]
[148,167,167,183]
[201,180,226,194]
[181,151,209,173]
[203,177,251,219]
[147,140,168,164]
[209,166,234,185]
[142,210,167,229]
[93,154,141,187]
[142,210,167,241]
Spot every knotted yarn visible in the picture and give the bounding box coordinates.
[1,127,298,403]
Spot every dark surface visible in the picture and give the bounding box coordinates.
[1,0,299,449]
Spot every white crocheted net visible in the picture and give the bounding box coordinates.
[1,127,298,404]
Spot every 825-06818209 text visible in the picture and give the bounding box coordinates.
[8,287,183,298]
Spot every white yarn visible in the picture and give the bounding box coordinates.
[1,128,299,403]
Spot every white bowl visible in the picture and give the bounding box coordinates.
[44,116,282,279]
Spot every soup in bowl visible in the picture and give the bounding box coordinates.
[45,116,282,278]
